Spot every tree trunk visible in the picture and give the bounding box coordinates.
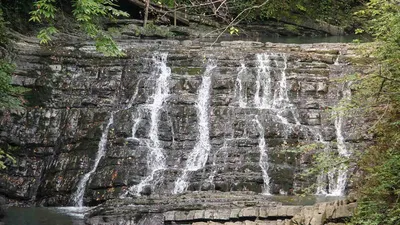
[143,0,150,27]
[174,0,177,27]
[127,0,190,26]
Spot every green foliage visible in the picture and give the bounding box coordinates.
[0,60,26,108]
[0,9,22,169]
[157,0,175,8]
[37,26,59,44]
[30,0,129,56]
[0,148,15,170]
[229,26,239,35]
[286,141,351,195]
[349,1,400,224]
[29,0,57,22]
[352,147,400,225]
[205,0,361,26]
[0,8,8,45]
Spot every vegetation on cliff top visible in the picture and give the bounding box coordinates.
[349,1,400,224]
[0,1,400,224]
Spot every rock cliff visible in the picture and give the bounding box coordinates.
[0,37,369,207]
[86,191,357,225]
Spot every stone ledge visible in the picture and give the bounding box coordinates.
[85,192,357,225]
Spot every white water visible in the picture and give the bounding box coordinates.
[235,62,248,108]
[314,131,329,195]
[127,109,143,142]
[327,83,351,196]
[70,112,115,207]
[272,54,289,108]
[253,53,300,138]
[334,54,340,65]
[130,53,171,196]
[254,53,273,108]
[205,140,229,185]
[126,79,142,109]
[254,116,271,195]
[173,62,215,194]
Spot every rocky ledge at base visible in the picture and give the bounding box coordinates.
[85,192,357,225]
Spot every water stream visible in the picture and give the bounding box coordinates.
[173,62,216,194]
[70,112,115,207]
[254,116,271,195]
[235,52,351,196]
[235,62,248,108]
[129,52,171,196]
[254,53,273,108]
[327,82,351,196]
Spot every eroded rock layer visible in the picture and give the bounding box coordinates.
[86,191,356,225]
[0,38,369,206]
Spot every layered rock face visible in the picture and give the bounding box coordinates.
[0,38,367,206]
[86,192,357,225]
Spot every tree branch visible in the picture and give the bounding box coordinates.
[210,0,270,46]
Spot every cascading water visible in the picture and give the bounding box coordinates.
[204,140,228,186]
[272,54,289,108]
[70,112,115,207]
[234,53,298,194]
[254,116,271,195]
[235,62,248,108]
[129,52,171,196]
[314,131,329,195]
[126,79,142,109]
[253,53,300,139]
[254,53,273,108]
[127,110,143,142]
[126,80,143,142]
[120,51,349,197]
[327,83,351,196]
[173,62,215,194]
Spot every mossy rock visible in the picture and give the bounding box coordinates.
[344,56,374,65]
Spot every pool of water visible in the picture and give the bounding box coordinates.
[198,34,369,44]
[3,207,89,225]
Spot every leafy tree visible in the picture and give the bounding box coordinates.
[349,1,400,224]
[29,0,129,56]
[0,9,26,108]
[0,9,23,169]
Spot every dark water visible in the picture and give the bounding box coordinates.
[200,34,368,44]
[3,207,87,225]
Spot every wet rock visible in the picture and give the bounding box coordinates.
[0,38,368,206]
[140,185,152,196]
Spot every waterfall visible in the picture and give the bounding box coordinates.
[334,54,340,65]
[328,114,349,195]
[205,140,229,186]
[314,131,329,195]
[70,112,115,207]
[254,116,271,195]
[126,78,142,109]
[235,62,248,108]
[130,52,171,196]
[272,54,289,108]
[254,53,273,108]
[126,80,143,142]
[327,83,351,196]
[173,62,215,194]
[127,109,142,142]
